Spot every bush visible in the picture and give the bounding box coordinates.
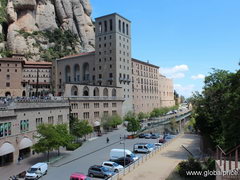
[66,142,81,151]
[177,157,202,178]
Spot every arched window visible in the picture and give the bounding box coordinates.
[122,22,125,34]
[126,24,129,35]
[74,64,80,82]
[65,65,71,83]
[71,86,78,96]
[112,89,117,97]
[103,88,108,96]
[83,86,89,96]
[93,87,99,96]
[82,63,90,82]
[22,91,26,97]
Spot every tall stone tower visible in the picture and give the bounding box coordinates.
[95,13,133,115]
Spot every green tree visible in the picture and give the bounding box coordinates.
[101,115,112,131]
[55,124,73,156]
[110,115,123,128]
[169,118,178,133]
[70,118,93,140]
[126,114,141,135]
[33,124,59,162]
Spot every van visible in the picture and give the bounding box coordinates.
[25,162,48,180]
[110,149,138,161]
[133,143,154,153]
[70,172,91,180]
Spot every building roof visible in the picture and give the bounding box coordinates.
[0,57,24,62]
[59,51,95,60]
[132,58,159,69]
[95,13,131,23]
[24,61,52,65]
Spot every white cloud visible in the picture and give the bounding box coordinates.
[174,84,195,97]
[160,65,189,79]
[191,74,205,80]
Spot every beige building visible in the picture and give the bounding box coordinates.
[0,55,52,97]
[0,99,69,166]
[159,74,175,107]
[132,58,161,114]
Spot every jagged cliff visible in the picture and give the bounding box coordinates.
[0,0,95,61]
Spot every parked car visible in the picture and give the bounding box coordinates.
[154,143,163,147]
[102,161,123,173]
[159,138,166,143]
[88,165,115,179]
[70,172,91,180]
[133,143,154,153]
[110,149,139,161]
[111,157,134,167]
[25,163,48,180]
[151,133,160,139]
[144,134,152,139]
[138,133,146,138]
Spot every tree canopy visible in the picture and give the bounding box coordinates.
[191,68,240,150]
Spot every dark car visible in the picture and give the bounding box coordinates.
[111,157,134,167]
[151,133,160,139]
[138,133,146,138]
[88,165,115,179]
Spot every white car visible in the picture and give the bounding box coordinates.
[25,162,48,180]
[102,161,124,173]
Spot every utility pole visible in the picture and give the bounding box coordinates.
[120,135,126,174]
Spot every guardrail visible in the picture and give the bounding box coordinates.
[108,133,182,180]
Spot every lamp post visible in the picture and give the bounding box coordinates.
[120,135,126,174]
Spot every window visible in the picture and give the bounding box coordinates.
[99,22,102,33]
[58,115,63,124]
[83,112,90,119]
[36,118,43,127]
[6,82,10,87]
[104,103,108,108]
[6,74,10,80]
[15,69,17,72]
[112,103,117,107]
[99,66,101,70]
[48,116,54,124]
[94,103,99,108]
[110,19,113,31]
[99,74,102,79]
[83,103,90,109]
[109,73,113,78]
[20,120,29,132]
[103,111,108,116]
[118,20,121,32]
[94,112,100,118]
[112,110,117,115]
[0,122,11,137]
[126,24,129,35]
[123,22,125,33]
[104,20,107,32]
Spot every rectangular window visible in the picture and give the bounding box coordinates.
[48,116,54,124]
[83,112,90,119]
[58,115,63,124]
[112,103,117,107]
[104,20,107,32]
[109,19,113,31]
[6,82,10,87]
[0,122,11,137]
[20,120,29,132]
[103,103,108,108]
[103,111,108,116]
[99,22,102,33]
[126,24,129,35]
[36,118,43,127]
[83,103,90,109]
[94,112,100,118]
[94,103,99,108]
[112,110,117,115]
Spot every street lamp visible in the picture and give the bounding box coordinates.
[120,135,126,174]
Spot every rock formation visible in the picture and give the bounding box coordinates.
[1,0,95,61]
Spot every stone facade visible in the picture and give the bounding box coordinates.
[0,55,52,97]
[0,99,69,166]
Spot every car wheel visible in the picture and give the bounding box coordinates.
[114,169,119,173]
[104,175,108,179]
[44,170,48,175]
[89,173,94,177]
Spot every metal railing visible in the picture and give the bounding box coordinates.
[216,144,240,171]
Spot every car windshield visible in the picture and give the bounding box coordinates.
[102,167,110,172]
[27,168,38,173]
[112,162,119,167]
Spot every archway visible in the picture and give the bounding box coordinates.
[71,86,78,96]
[82,63,90,81]
[5,92,11,97]
[112,89,117,97]
[83,86,89,96]
[65,65,71,83]
[103,88,108,96]
[93,87,99,96]
[74,64,80,82]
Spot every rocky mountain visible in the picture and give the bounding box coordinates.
[0,0,95,61]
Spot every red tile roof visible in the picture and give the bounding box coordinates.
[60,51,95,60]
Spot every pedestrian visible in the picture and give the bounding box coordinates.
[17,156,21,164]
[106,137,109,143]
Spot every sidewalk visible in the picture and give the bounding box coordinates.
[122,134,201,180]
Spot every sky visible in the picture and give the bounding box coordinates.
[90,0,240,97]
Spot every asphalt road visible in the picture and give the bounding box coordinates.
[42,127,161,180]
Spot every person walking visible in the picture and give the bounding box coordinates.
[106,137,109,143]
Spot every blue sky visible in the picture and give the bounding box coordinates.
[90,0,240,97]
